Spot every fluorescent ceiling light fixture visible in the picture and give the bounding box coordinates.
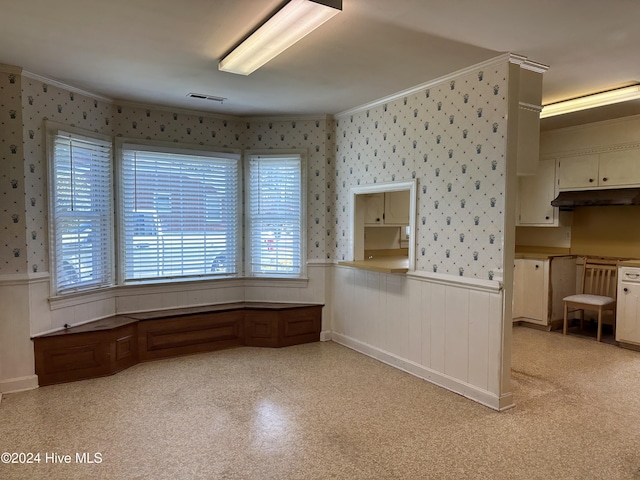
[219,0,342,76]
[540,84,640,118]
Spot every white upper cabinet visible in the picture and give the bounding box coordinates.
[363,193,385,225]
[363,191,409,226]
[557,148,640,190]
[541,114,640,193]
[598,149,640,187]
[384,190,410,225]
[557,155,599,190]
[517,158,558,226]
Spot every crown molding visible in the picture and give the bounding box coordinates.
[113,98,239,122]
[541,111,640,136]
[19,69,244,122]
[244,114,333,123]
[541,140,640,160]
[22,69,112,102]
[336,53,527,118]
[519,102,543,112]
[508,54,549,73]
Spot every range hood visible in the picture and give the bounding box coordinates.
[551,188,640,211]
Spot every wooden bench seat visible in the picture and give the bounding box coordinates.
[33,303,322,386]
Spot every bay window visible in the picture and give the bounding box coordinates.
[48,128,306,296]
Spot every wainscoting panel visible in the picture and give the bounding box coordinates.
[332,265,509,410]
[0,275,39,393]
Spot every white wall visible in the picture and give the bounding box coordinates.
[332,267,508,409]
[329,55,523,410]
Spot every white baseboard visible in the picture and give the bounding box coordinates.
[0,374,39,395]
[331,332,512,412]
[320,330,332,341]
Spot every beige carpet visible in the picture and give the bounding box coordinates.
[1,325,640,479]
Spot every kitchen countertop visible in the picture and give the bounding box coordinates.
[514,252,575,260]
[516,249,640,265]
[619,260,640,267]
[515,246,572,260]
[338,256,409,274]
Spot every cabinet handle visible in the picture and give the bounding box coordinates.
[589,178,594,182]
[535,265,539,269]
[545,216,550,220]
[602,177,608,182]
[624,288,629,293]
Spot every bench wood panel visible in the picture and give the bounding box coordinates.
[34,303,322,386]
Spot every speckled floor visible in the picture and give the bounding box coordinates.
[1,326,640,479]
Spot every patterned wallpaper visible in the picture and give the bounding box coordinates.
[0,69,27,273]
[1,67,332,275]
[21,78,112,274]
[2,61,510,279]
[334,63,509,279]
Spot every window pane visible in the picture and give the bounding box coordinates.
[51,134,113,294]
[248,155,302,276]
[121,147,239,281]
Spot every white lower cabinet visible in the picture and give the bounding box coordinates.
[513,259,546,322]
[513,256,576,328]
[616,267,640,347]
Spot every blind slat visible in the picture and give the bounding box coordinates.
[247,155,302,277]
[121,147,239,281]
[52,134,114,294]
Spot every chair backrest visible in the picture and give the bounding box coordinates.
[580,257,618,298]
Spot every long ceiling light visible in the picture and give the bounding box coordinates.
[540,84,640,118]
[219,0,342,76]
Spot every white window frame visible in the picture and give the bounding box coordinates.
[46,121,115,296]
[47,129,310,298]
[245,150,307,278]
[115,138,242,285]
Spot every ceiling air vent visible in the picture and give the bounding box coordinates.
[187,93,226,103]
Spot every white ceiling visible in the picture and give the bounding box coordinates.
[2,0,640,122]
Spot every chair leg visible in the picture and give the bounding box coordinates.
[597,308,602,342]
[563,303,568,335]
[613,313,616,339]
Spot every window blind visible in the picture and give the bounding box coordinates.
[247,155,302,276]
[121,145,239,281]
[51,133,113,294]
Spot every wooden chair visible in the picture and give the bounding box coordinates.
[563,258,618,342]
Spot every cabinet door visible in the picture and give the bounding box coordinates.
[512,260,524,319]
[514,259,547,323]
[617,281,640,345]
[557,155,599,190]
[599,149,640,187]
[363,193,385,225]
[384,190,410,225]
[518,158,557,226]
